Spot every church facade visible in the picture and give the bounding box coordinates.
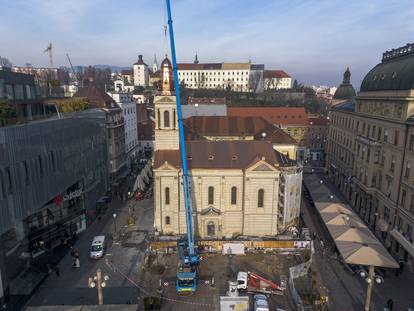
[153,56,302,238]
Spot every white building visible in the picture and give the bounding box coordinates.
[108,92,139,168]
[263,70,292,90]
[133,55,149,87]
[177,57,264,92]
[113,79,134,93]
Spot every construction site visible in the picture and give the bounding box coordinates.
[134,238,314,311]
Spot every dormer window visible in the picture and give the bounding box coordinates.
[187,156,192,160]
[208,155,214,160]
[391,72,397,79]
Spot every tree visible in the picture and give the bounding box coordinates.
[0,100,17,126]
[56,97,89,113]
[292,79,299,89]
[249,71,262,93]
[0,56,12,68]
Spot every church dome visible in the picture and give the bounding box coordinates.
[333,67,356,100]
[360,43,414,92]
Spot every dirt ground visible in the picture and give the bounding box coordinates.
[138,250,307,310]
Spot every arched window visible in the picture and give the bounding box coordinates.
[208,186,214,205]
[164,110,170,128]
[157,109,161,128]
[165,216,170,225]
[207,221,215,236]
[258,189,264,208]
[231,186,237,205]
[165,187,170,205]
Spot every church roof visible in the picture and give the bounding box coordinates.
[333,67,356,100]
[360,43,414,92]
[153,140,291,170]
[133,55,147,66]
[183,116,296,145]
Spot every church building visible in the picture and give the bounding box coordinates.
[153,56,302,238]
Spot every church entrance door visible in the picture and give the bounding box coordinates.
[207,221,216,237]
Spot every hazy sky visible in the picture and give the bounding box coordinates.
[1,0,413,86]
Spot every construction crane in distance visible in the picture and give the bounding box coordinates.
[165,0,200,294]
[66,53,78,84]
[44,43,53,68]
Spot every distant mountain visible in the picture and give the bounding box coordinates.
[94,65,131,72]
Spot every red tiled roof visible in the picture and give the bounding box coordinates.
[153,140,286,169]
[188,97,226,105]
[183,116,296,145]
[264,70,290,79]
[73,81,118,109]
[177,63,204,70]
[228,107,309,126]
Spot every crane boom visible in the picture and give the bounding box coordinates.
[165,0,199,293]
[66,53,77,83]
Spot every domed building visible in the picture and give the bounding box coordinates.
[326,43,414,268]
[332,67,356,106]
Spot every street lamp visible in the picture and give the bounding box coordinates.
[320,180,323,184]
[329,194,334,200]
[112,213,117,233]
[88,268,109,305]
[358,266,384,311]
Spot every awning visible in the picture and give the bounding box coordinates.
[390,229,414,258]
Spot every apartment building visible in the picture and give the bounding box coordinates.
[326,43,414,269]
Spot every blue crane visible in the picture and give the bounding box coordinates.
[165,0,200,294]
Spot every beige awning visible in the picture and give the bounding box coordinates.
[336,241,399,268]
[304,175,398,269]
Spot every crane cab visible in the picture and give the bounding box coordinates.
[176,265,197,294]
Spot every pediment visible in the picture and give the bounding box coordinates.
[200,206,221,216]
[154,96,176,104]
[159,161,177,170]
[247,159,277,172]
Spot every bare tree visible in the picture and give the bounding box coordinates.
[249,71,262,93]
[0,56,13,68]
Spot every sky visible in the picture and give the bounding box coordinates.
[1,0,413,86]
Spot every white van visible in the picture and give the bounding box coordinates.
[237,271,248,290]
[90,235,106,259]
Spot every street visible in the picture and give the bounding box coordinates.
[26,193,154,307]
[302,171,414,311]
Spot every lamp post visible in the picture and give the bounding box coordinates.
[358,265,384,311]
[112,213,117,233]
[88,268,109,305]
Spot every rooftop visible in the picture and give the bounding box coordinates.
[360,43,414,92]
[263,70,291,79]
[228,107,309,126]
[188,97,226,105]
[183,116,296,145]
[153,140,289,170]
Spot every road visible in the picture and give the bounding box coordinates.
[26,194,154,307]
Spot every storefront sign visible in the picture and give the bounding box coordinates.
[63,188,83,201]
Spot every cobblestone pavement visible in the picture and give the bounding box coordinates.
[303,171,414,311]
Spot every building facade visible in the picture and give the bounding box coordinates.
[263,70,292,90]
[74,81,127,186]
[177,57,264,92]
[0,110,108,303]
[153,57,302,239]
[108,93,139,169]
[326,43,414,269]
[133,55,149,87]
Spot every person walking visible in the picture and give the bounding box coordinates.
[386,298,393,311]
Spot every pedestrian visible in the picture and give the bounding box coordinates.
[54,265,60,277]
[386,298,393,311]
[74,257,80,269]
[46,263,52,274]
[399,259,404,275]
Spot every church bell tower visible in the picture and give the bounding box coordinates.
[154,55,179,150]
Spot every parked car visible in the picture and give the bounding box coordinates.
[253,294,269,311]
